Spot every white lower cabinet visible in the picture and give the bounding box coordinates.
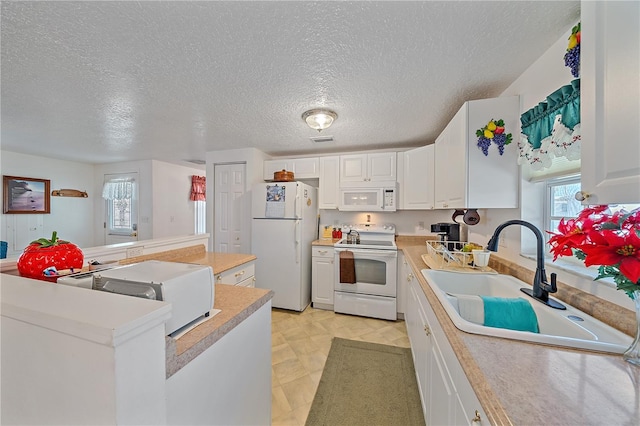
[406,271,487,425]
[215,261,255,287]
[312,246,334,309]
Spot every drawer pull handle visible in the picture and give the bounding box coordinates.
[472,410,481,423]
[234,271,245,278]
[424,325,431,336]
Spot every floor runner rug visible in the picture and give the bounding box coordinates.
[305,337,425,426]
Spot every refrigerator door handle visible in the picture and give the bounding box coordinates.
[294,220,301,263]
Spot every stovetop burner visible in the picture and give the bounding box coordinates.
[333,223,397,250]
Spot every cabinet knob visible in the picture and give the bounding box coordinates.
[424,325,431,336]
[574,191,591,202]
[216,274,222,282]
[472,410,482,423]
[407,273,414,282]
[443,203,449,208]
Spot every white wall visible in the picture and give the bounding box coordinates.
[0,150,204,256]
[94,160,154,245]
[0,151,96,256]
[151,160,202,238]
[464,22,634,310]
[467,23,578,259]
[320,209,457,238]
[93,160,203,245]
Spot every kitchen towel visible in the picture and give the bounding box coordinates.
[481,296,540,333]
[339,250,356,284]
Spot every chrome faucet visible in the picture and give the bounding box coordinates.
[486,220,566,310]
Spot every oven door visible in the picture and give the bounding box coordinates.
[334,248,397,297]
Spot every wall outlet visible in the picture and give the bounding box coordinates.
[418,221,425,231]
[499,234,507,248]
[126,247,144,258]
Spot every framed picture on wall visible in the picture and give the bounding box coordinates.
[3,175,51,214]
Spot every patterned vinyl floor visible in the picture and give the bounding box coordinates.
[271,306,410,425]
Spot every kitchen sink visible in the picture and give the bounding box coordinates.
[421,269,632,354]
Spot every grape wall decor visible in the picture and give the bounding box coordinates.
[564,22,580,78]
[476,119,512,156]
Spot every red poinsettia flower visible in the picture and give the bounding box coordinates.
[581,229,640,284]
[622,209,640,230]
[550,205,640,297]
[547,213,602,260]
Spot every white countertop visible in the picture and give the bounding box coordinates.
[1,274,172,347]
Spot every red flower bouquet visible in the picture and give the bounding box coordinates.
[548,205,640,299]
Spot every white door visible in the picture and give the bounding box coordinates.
[214,163,247,253]
[104,172,138,245]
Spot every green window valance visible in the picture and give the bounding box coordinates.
[520,79,580,149]
[518,79,581,173]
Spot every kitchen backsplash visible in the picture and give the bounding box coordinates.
[319,209,455,236]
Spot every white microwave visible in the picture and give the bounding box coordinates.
[338,184,397,212]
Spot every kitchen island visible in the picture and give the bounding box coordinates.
[1,247,273,425]
[398,239,640,425]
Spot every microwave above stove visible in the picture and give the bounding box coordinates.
[338,184,397,212]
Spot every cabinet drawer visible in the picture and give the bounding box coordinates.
[236,276,256,288]
[312,246,334,258]
[216,262,255,285]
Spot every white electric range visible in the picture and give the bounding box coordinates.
[333,224,397,320]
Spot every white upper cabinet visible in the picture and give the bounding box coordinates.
[318,156,340,209]
[263,159,291,180]
[340,152,397,185]
[292,157,320,178]
[402,145,435,210]
[580,1,640,205]
[434,96,520,209]
[263,157,319,180]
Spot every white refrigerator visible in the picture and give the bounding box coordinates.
[251,182,318,311]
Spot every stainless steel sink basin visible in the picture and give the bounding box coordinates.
[421,269,632,354]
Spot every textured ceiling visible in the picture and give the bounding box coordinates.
[1,1,580,165]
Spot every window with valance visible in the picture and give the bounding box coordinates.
[518,79,581,177]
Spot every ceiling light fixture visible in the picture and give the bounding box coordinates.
[302,108,337,132]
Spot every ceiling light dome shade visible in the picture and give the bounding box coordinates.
[302,109,337,131]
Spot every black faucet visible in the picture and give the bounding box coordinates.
[486,220,566,310]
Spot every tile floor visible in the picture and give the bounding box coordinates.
[271,306,410,425]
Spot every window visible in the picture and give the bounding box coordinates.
[194,200,206,234]
[545,174,582,243]
[103,173,137,236]
[544,174,640,249]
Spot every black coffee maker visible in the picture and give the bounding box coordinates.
[431,222,462,250]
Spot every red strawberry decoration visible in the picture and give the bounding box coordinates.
[17,231,84,282]
[494,126,505,135]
